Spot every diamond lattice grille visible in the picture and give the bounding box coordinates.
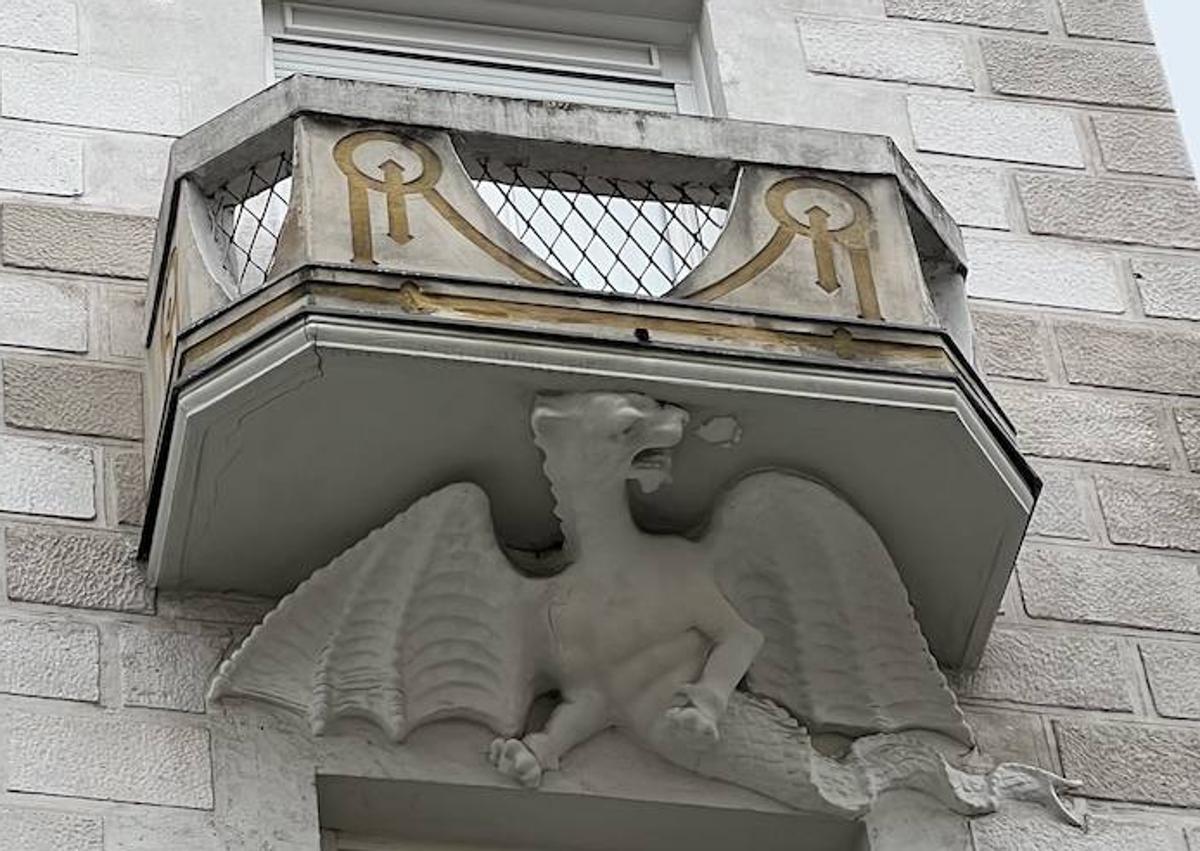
[207,152,293,296]
[204,151,730,299]
[471,160,730,297]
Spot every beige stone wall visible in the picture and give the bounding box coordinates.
[0,0,1197,848]
[0,1,275,846]
[703,0,1200,846]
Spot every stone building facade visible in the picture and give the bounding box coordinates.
[0,0,1197,849]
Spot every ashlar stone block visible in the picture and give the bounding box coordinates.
[0,0,77,53]
[0,127,82,196]
[963,235,1123,312]
[798,16,972,89]
[0,273,87,353]
[0,807,102,851]
[1,56,181,135]
[5,524,152,613]
[1059,0,1154,44]
[1176,407,1200,472]
[982,39,1170,109]
[0,618,99,702]
[882,0,1047,32]
[1056,319,1200,397]
[3,358,143,440]
[1018,173,1200,250]
[909,95,1082,167]
[953,628,1132,710]
[0,434,94,519]
[969,309,1048,381]
[918,160,1008,230]
[1018,544,1200,633]
[1140,641,1200,720]
[1094,114,1192,178]
[8,712,213,809]
[1096,474,1200,552]
[973,805,1178,851]
[1055,719,1200,807]
[110,449,146,525]
[120,624,230,713]
[0,203,156,279]
[105,289,146,359]
[992,384,1169,468]
[1026,467,1088,540]
[1133,257,1200,321]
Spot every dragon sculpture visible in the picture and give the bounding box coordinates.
[210,391,1079,824]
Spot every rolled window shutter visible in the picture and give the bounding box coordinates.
[272,40,681,112]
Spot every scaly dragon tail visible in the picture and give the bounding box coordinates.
[643,692,1081,827]
[644,691,865,816]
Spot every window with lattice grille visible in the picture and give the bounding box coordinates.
[243,3,724,297]
[263,1,712,115]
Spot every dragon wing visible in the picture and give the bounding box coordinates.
[209,482,539,741]
[706,471,971,746]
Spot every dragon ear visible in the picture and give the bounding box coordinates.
[531,397,569,436]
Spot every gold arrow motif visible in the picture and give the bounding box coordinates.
[332,129,557,285]
[691,176,881,321]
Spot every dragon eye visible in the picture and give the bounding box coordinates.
[615,409,641,435]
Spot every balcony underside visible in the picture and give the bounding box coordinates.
[147,268,1033,670]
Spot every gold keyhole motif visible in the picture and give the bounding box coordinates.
[333,131,442,265]
[692,176,881,321]
[331,129,557,285]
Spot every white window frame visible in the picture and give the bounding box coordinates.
[262,0,713,115]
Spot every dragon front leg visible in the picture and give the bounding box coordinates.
[489,689,609,788]
[664,590,764,750]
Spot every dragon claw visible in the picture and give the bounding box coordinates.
[664,704,721,749]
[661,682,723,749]
[489,737,544,788]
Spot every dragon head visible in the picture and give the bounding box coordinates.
[531,392,689,494]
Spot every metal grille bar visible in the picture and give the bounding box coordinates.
[207,152,293,296]
[470,160,730,297]
[203,151,730,300]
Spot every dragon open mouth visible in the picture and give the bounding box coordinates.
[632,447,674,472]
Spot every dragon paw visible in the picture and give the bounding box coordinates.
[488,737,543,788]
[663,702,720,749]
